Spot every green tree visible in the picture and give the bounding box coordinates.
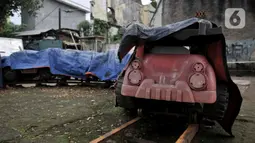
[0,22,26,37]
[111,28,122,43]
[77,18,111,36]
[0,0,43,29]
[150,0,157,9]
[77,20,91,36]
[93,18,110,36]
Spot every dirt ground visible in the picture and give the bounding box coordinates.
[0,77,255,143]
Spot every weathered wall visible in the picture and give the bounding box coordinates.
[161,0,255,40]
[92,0,154,26]
[22,0,87,30]
[140,4,154,25]
[226,39,255,71]
[226,39,255,61]
[21,9,36,31]
[91,0,108,21]
[108,0,143,26]
[150,0,162,27]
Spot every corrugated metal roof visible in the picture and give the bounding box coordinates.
[15,28,54,36]
[55,0,90,13]
[16,28,80,37]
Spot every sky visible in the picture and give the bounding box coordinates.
[10,0,151,25]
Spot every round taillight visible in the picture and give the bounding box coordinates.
[128,70,142,85]
[193,63,204,72]
[131,60,141,69]
[189,73,206,90]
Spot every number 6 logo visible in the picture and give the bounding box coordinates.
[225,8,245,29]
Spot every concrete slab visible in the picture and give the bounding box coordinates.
[233,79,251,95]
[233,80,251,86]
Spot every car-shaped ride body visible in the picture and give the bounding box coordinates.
[115,18,242,136]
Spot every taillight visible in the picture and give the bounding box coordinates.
[128,70,143,85]
[131,59,141,69]
[193,63,204,72]
[189,62,206,90]
[128,60,143,85]
[189,73,207,90]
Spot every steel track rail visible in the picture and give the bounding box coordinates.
[90,117,199,143]
[90,117,141,143]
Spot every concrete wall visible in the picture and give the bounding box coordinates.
[140,4,154,25]
[91,0,108,21]
[21,9,36,30]
[92,0,154,26]
[161,0,255,40]
[90,0,255,40]
[109,0,143,26]
[226,39,255,61]
[22,0,86,30]
[149,0,162,27]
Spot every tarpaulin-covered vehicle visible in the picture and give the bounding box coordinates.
[115,18,242,136]
[1,48,132,85]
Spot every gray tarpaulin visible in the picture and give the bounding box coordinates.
[118,17,216,60]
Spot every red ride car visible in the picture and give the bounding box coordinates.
[115,18,242,136]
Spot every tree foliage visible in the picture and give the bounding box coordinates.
[93,18,111,36]
[150,0,157,9]
[0,22,26,37]
[0,0,43,27]
[77,18,122,43]
[77,18,111,36]
[77,20,91,36]
[110,29,123,43]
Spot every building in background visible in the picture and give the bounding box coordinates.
[88,0,161,44]
[90,0,158,27]
[160,0,255,40]
[21,0,90,31]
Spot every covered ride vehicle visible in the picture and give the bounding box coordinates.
[115,18,242,136]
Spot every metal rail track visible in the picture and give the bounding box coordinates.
[89,117,199,143]
[90,117,142,143]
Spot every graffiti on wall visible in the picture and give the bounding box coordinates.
[226,39,255,62]
[226,39,255,73]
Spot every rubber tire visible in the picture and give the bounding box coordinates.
[203,83,229,121]
[115,77,137,110]
[38,68,52,80]
[3,68,18,83]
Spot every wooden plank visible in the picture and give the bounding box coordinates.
[90,117,141,143]
[176,124,199,143]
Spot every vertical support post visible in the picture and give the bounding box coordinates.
[0,54,3,89]
[106,28,109,44]
[59,8,61,30]
[90,0,95,36]
[95,38,98,52]
[106,0,109,44]
[70,31,78,50]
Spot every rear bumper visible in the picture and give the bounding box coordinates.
[121,79,216,103]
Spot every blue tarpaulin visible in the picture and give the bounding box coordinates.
[88,48,132,80]
[1,48,132,80]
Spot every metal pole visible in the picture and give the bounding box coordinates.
[59,8,61,30]
[106,0,109,44]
